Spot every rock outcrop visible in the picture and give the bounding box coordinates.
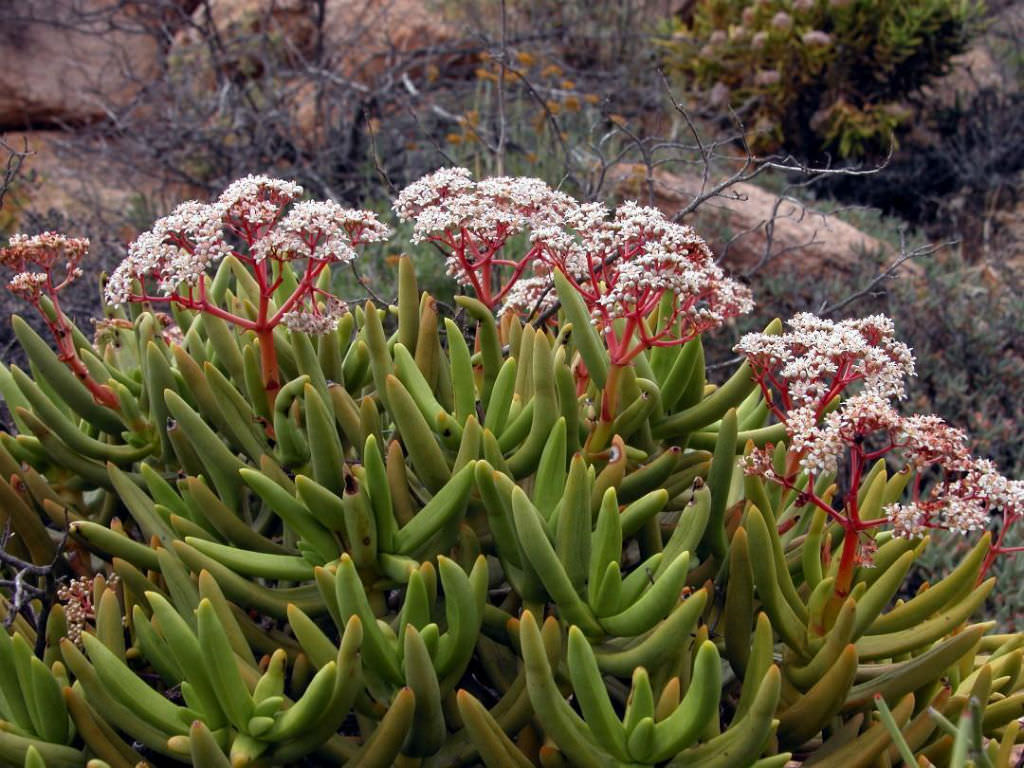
[0,0,161,129]
[611,166,892,276]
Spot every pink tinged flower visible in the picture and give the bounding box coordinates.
[252,201,389,263]
[771,11,793,31]
[752,31,769,49]
[887,502,928,538]
[801,30,832,47]
[898,414,971,470]
[218,175,304,232]
[281,296,348,335]
[500,275,558,318]
[754,69,782,87]
[741,444,779,480]
[338,209,393,246]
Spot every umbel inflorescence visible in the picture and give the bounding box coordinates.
[0,168,1021,767]
[736,313,1022,588]
[2,171,1018,558]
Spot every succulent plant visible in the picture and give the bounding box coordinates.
[0,171,1019,767]
[660,0,978,159]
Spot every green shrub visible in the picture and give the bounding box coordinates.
[661,0,979,158]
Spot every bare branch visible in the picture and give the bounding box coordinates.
[0,136,30,214]
[820,232,954,317]
[495,0,508,177]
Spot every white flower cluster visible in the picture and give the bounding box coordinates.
[499,275,558,318]
[888,457,1023,539]
[106,200,232,305]
[754,367,1019,541]
[898,414,971,470]
[531,202,614,280]
[105,176,389,307]
[735,312,915,407]
[971,461,1024,514]
[219,175,304,231]
[394,167,577,287]
[251,201,389,263]
[393,167,476,219]
[394,169,751,336]
[791,392,902,475]
[535,200,753,335]
[281,296,348,335]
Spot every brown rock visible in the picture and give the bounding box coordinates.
[0,1,161,129]
[1,131,194,245]
[611,166,896,277]
[171,0,459,83]
[167,0,469,150]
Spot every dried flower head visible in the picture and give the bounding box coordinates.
[0,232,119,406]
[281,296,348,335]
[1,232,89,303]
[57,573,119,646]
[1,232,89,273]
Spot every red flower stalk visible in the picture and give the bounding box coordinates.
[394,167,575,310]
[536,201,752,422]
[0,232,118,408]
[538,201,753,366]
[736,314,1020,596]
[105,176,390,405]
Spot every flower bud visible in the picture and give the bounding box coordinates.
[754,69,782,87]
[771,11,793,31]
[801,30,832,47]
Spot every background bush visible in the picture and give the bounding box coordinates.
[660,0,980,159]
